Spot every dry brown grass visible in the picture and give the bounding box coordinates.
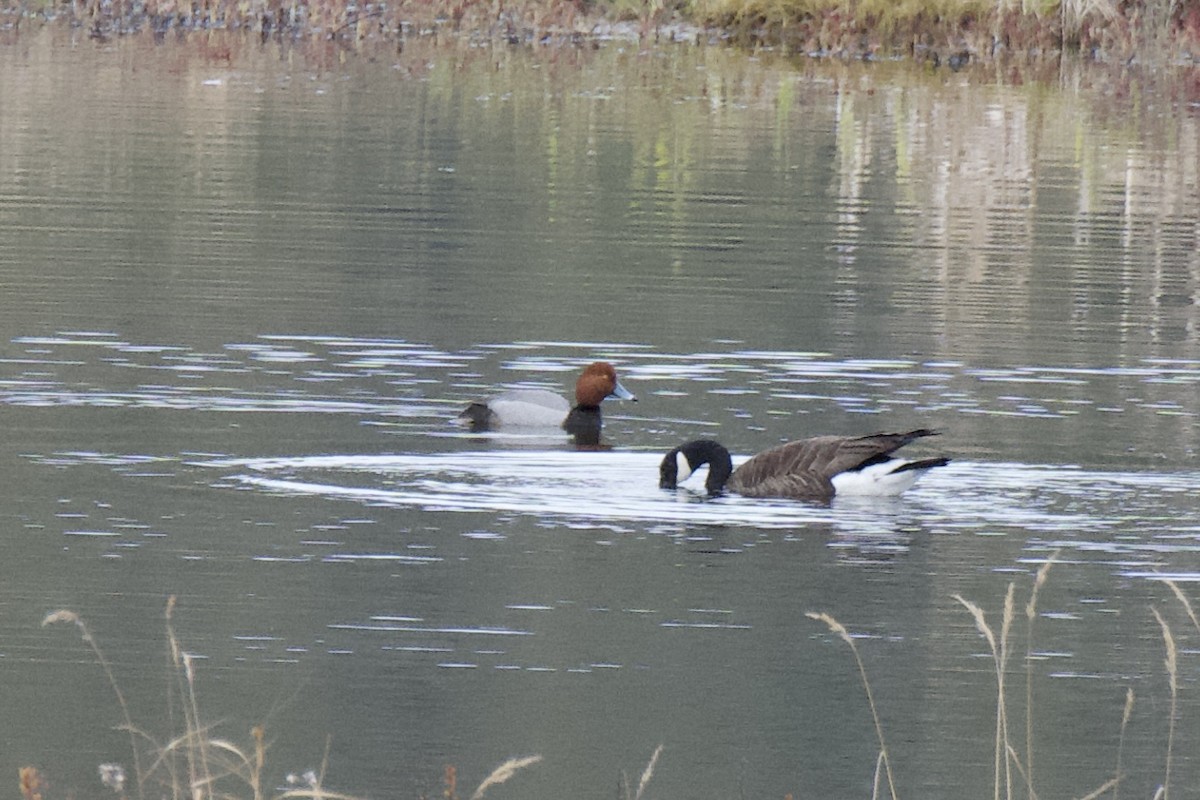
[40,598,362,800]
[805,611,898,800]
[693,0,1196,59]
[1022,552,1057,798]
[26,573,1200,799]
[36,597,542,800]
[1,0,1197,62]
[618,744,664,800]
[1150,606,1177,800]
[809,562,1200,800]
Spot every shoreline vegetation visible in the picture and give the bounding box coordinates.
[1,0,1199,65]
[31,597,550,800]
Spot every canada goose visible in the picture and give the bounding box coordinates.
[660,429,948,501]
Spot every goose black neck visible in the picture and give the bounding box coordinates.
[686,440,734,495]
[661,439,734,496]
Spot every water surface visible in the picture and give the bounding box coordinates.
[2,26,1200,800]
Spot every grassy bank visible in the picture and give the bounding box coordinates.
[696,0,1200,63]
[1,0,1198,63]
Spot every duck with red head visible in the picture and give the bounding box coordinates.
[562,362,637,445]
[459,361,636,441]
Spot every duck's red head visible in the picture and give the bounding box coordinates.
[574,362,636,408]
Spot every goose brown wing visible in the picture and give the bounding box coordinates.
[726,429,939,500]
[726,436,851,499]
[727,467,837,499]
[830,429,940,473]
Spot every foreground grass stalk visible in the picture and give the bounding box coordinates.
[1163,579,1200,635]
[806,612,898,800]
[619,745,663,800]
[1024,554,1058,800]
[1150,607,1177,800]
[43,609,146,800]
[1076,776,1122,800]
[871,750,886,800]
[252,725,266,800]
[45,599,366,800]
[999,583,1015,800]
[183,650,217,800]
[953,587,1025,800]
[164,595,191,800]
[634,745,663,800]
[1112,688,1134,800]
[469,755,543,800]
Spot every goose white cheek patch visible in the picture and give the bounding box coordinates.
[675,452,694,484]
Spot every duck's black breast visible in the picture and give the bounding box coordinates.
[562,405,602,446]
[459,402,499,432]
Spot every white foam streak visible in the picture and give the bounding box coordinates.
[198,451,1200,539]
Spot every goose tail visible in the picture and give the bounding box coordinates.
[890,456,951,474]
[831,456,950,496]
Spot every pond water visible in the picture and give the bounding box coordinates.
[2,24,1200,800]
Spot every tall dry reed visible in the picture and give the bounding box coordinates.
[953,587,1016,800]
[1150,606,1177,800]
[42,609,146,800]
[953,569,1144,800]
[805,611,898,800]
[619,744,664,800]
[42,597,364,800]
[469,755,544,800]
[1023,552,1058,800]
[1112,687,1134,800]
[811,556,1195,800]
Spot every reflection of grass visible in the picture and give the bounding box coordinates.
[34,597,540,800]
[808,564,1200,800]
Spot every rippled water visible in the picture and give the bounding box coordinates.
[3,26,1200,800]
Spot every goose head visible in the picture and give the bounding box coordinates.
[659,439,734,496]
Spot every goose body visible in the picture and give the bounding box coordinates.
[459,362,636,433]
[660,429,948,501]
